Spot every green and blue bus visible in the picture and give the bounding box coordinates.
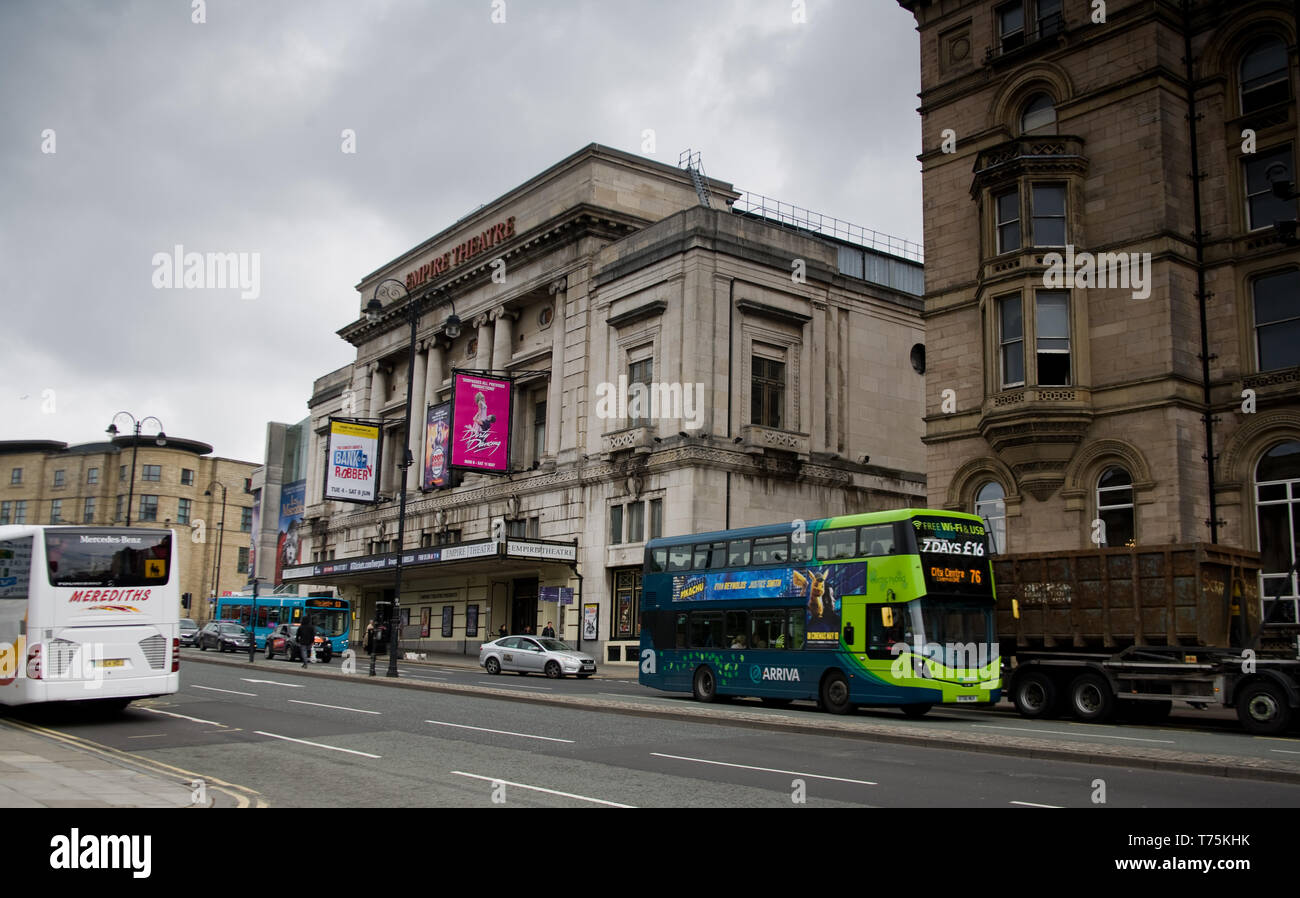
[213,594,351,654]
[638,509,1000,715]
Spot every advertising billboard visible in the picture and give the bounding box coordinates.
[423,401,452,490]
[324,419,381,503]
[449,372,511,473]
[275,480,306,586]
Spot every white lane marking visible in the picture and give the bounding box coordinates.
[289,699,380,715]
[192,685,258,697]
[139,707,229,727]
[650,753,877,785]
[400,674,448,681]
[476,680,552,691]
[254,731,381,758]
[1011,800,1062,808]
[241,678,306,688]
[972,724,1175,744]
[1270,749,1300,755]
[425,719,574,743]
[127,734,167,739]
[451,771,633,807]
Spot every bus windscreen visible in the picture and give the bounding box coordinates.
[45,530,172,588]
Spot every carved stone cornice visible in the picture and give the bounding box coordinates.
[970,135,1088,197]
[979,406,1093,501]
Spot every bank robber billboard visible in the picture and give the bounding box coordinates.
[324,419,382,504]
[671,563,866,649]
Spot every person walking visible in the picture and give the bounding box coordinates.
[297,616,318,669]
[542,621,556,638]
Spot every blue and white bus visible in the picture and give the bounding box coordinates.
[213,594,351,655]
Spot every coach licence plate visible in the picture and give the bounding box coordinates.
[956,694,977,702]
[97,659,127,668]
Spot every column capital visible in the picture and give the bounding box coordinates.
[492,305,520,322]
[548,276,568,295]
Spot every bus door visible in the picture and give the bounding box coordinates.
[842,597,866,654]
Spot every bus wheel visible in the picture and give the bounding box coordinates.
[1068,672,1114,723]
[900,703,932,718]
[692,666,719,703]
[1012,671,1058,719]
[1236,681,1292,736]
[820,671,853,715]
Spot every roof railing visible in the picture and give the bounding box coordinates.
[731,192,924,263]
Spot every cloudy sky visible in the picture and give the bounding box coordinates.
[0,0,923,464]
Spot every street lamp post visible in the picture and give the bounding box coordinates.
[204,482,228,622]
[106,413,166,527]
[364,279,461,678]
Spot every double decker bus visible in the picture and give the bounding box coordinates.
[0,526,180,710]
[639,509,1000,715]
[214,593,351,655]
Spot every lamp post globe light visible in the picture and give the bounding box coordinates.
[204,481,228,623]
[364,279,460,678]
[105,413,166,527]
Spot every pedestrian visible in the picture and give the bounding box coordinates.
[297,616,318,669]
[498,623,508,639]
[542,621,556,638]
[524,625,533,635]
[364,619,377,654]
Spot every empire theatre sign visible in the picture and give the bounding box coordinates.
[404,216,516,290]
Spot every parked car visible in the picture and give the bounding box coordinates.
[196,621,252,653]
[265,623,333,664]
[479,635,597,679]
[179,618,200,647]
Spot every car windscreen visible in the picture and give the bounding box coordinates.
[535,638,572,651]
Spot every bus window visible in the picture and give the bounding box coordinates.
[790,534,814,563]
[785,610,806,650]
[690,612,723,647]
[675,613,689,648]
[727,539,751,567]
[706,542,728,568]
[752,535,789,566]
[667,545,693,571]
[815,528,857,561]
[725,611,749,648]
[750,610,784,649]
[860,524,895,556]
[649,548,667,573]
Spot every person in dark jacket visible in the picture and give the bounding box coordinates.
[297,617,318,668]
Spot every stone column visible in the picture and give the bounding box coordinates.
[425,340,446,405]
[545,279,566,459]
[810,302,827,454]
[474,314,494,370]
[407,343,428,492]
[369,364,388,418]
[491,306,517,371]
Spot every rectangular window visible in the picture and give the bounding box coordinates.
[237,547,249,574]
[181,468,194,486]
[693,541,728,570]
[751,534,790,566]
[998,1,1025,52]
[816,528,858,561]
[119,465,127,481]
[0,502,10,525]
[609,504,624,545]
[177,498,192,525]
[139,495,159,522]
[627,502,645,543]
[859,524,896,556]
[115,495,124,522]
[1031,184,1066,247]
[87,467,99,485]
[649,498,663,539]
[689,612,724,648]
[666,544,693,571]
[533,397,546,465]
[1037,0,1063,36]
[508,519,527,538]
[14,501,26,525]
[751,355,786,429]
[628,357,653,426]
[727,539,751,567]
[1245,145,1296,230]
[53,470,66,489]
[49,499,62,524]
[141,465,161,482]
[724,611,749,648]
[10,468,21,485]
[1036,291,1071,385]
[995,188,1021,253]
[436,529,461,546]
[241,507,252,532]
[1255,269,1300,371]
[999,294,1025,387]
[83,497,96,524]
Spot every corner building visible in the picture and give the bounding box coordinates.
[897,0,1300,621]
[284,144,929,663]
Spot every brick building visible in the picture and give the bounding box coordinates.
[896,0,1300,621]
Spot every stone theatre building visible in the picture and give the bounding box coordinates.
[898,0,1300,621]
[282,144,929,662]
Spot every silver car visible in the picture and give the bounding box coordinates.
[479,636,597,679]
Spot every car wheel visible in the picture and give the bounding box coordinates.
[1068,672,1115,723]
[545,661,562,679]
[692,665,719,703]
[900,703,932,718]
[485,657,501,675]
[1012,671,1059,719]
[819,670,853,715]
[1236,680,1292,736]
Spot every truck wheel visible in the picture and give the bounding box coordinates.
[1236,681,1293,736]
[1012,672,1059,719]
[692,666,719,703]
[1068,672,1115,723]
[819,671,854,715]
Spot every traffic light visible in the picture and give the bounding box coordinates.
[182,592,192,610]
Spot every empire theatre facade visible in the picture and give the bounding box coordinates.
[282,144,929,664]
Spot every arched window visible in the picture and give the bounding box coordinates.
[1096,467,1134,547]
[1020,93,1057,135]
[1256,440,1300,623]
[1241,36,1290,114]
[975,481,1007,553]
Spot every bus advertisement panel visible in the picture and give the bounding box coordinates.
[639,510,1000,715]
